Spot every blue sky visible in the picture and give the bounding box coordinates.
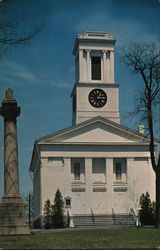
[0,0,160,196]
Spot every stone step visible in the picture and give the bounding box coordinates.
[73,214,136,228]
[74,226,136,229]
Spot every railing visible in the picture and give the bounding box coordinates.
[67,209,74,227]
[130,208,140,227]
[91,209,95,225]
[112,208,116,224]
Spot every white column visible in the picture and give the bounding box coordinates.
[127,158,137,208]
[85,158,92,213]
[79,49,83,82]
[106,158,114,212]
[85,158,92,188]
[102,51,105,82]
[63,158,71,196]
[106,51,110,83]
[86,50,91,81]
[63,158,74,227]
[102,50,107,82]
[110,50,114,83]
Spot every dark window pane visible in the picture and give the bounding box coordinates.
[116,162,122,180]
[91,57,101,80]
[66,199,71,206]
[74,163,80,180]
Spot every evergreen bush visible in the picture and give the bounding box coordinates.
[43,199,52,229]
[51,189,64,228]
[139,192,156,226]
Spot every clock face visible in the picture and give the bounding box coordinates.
[89,89,107,108]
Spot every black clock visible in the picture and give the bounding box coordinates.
[89,89,107,108]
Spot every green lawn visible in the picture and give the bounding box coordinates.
[0,228,160,249]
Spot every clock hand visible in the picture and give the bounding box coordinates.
[97,96,106,99]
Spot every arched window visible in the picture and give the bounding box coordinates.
[64,196,72,208]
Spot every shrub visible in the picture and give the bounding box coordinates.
[51,189,64,228]
[43,199,52,229]
[139,192,156,226]
[151,201,156,225]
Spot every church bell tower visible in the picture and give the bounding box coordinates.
[71,31,120,125]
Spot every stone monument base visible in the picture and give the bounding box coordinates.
[0,196,30,235]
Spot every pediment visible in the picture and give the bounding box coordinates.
[38,117,150,144]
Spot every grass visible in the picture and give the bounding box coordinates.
[0,228,160,249]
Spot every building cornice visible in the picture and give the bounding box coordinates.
[71,82,119,97]
[73,31,116,55]
[38,141,150,146]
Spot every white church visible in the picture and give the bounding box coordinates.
[30,32,155,228]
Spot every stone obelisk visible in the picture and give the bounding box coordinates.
[0,88,30,235]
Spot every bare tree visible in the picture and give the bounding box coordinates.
[122,42,160,227]
[0,0,43,54]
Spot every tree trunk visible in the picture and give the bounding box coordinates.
[156,170,160,227]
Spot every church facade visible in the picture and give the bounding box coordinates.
[30,32,155,228]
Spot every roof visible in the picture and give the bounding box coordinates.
[36,116,150,144]
[29,116,154,172]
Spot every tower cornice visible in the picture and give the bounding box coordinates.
[73,31,116,55]
[0,88,20,122]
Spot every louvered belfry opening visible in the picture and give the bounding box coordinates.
[91,56,101,80]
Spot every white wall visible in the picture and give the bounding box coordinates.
[40,158,64,214]
[37,144,155,218]
[75,84,120,124]
[33,163,41,220]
